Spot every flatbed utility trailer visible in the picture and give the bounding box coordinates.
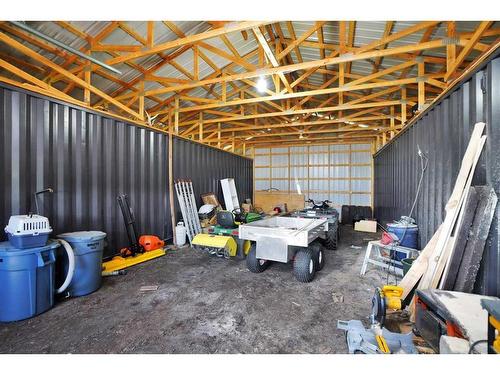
[239,216,328,282]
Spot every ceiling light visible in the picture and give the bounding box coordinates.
[267,128,271,131]
[299,134,304,139]
[358,124,369,128]
[256,76,267,93]
[245,136,254,140]
[223,145,231,150]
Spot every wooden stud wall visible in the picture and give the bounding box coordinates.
[252,143,373,207]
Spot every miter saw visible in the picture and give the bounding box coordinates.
[337,285,416,354]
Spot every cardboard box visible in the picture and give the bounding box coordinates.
[354,220,377,233]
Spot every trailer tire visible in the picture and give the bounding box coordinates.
[310,241,325,271]
[324,223,338,251]
[293,248,316,283]
[246,243,269,273]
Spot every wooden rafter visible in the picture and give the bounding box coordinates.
[0,20,497,153]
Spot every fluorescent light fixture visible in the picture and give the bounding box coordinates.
[358,124,369,128]
[223,145,231,150]
[245,136,254,140]
[267,128,271,131]
[256,76,267,93]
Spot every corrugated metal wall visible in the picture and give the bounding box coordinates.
[374,53,500,296]
[0,85,253,257]
[173,137,253,212]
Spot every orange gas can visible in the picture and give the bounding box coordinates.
[139,235,165,252]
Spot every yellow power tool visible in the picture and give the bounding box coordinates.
[371,285,404,327]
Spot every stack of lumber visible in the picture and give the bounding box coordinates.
[396,122,497,318]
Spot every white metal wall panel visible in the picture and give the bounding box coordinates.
[330,152,350,164]
[252,143,373,208]
[255,168,270,178]
[254,155,270,166]
[272,167,288,178]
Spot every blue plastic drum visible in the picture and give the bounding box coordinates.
[56,231,106,297]
[387,222,419,260]
[0,240,60,322]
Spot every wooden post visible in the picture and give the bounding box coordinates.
[138,80,145,121]
[338,62,345,118]
[174,96,179,135]
[382,131,387,145]
[418,60,425,111]
[370,141,375,211]
[168,106,172,131]
[252,146,256,205]
[84,62,91,105]
[446,21,456,74]
[221,72,226,103]
[231,132,235,152]
[218,123,221,148]
[168,130,176,245]
[193,46,199,81]
[199,112,203,141]
[390,106,395,139]
[401,86,407,125]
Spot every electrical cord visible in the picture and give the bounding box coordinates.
[468,339,488,354]
[384,146,428,285]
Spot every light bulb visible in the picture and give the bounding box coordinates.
[256,76,267,93]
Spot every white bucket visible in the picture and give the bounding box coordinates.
[175,222,187,246]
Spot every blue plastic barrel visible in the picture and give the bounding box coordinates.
[0,240,60,322]
[387,223,418,260]
[56,231,106,297]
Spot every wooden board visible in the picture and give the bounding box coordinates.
[399,224,443,300]
[419,124,485,290]
[440,187,480,290]
[254,191,305,213]
[354,220,377,233]
[453,186,497,292]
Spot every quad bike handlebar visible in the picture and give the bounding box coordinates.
[307,199,332,210]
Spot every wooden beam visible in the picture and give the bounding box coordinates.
[120,37,460,101]
[401,86,407,125]
[182,100,400,126]
[0,58,74,102]
[169,77,423,116]
[444,21,493,81]
[138,81,145,121]
[355,21,439,55]
[252,27,293,94]
[446,21,456,73]
[147,21,154,48]
[84,63,91,104]
[199,112,203,141]
[106,21,271,65]
[418,61,425,110]
[276,21,326,63]
[174,96,179,134]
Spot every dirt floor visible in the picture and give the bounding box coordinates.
[0,226,393,354]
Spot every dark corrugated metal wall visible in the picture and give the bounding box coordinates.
[0,85,253,257]
[173,137,253,216]
[374,54,500,296]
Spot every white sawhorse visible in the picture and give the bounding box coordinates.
[360,240,420,276]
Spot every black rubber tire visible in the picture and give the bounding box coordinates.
[293,248,316,283]
[310,241,325,271]
[246,243,269,273]
[324,224,338,251]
